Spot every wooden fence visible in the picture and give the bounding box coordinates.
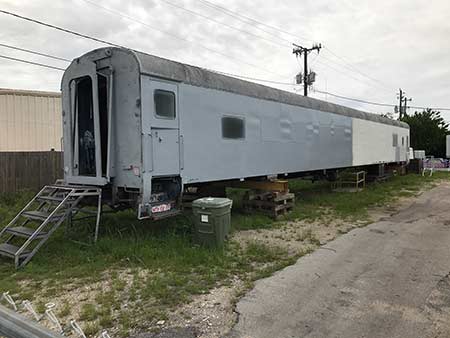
[0,151,63,194]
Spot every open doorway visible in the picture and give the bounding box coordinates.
[74,74,109,178]
[76,77,96,176]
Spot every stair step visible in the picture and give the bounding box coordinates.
[22,211,64,222]
[0,243,30,258]
[37,195,67,203]
[5,226,47,239]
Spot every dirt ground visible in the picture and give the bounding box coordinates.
[158,192,422,338]
[1,188,425,338]
[228,182,450,338]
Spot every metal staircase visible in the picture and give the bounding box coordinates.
[0,183,102,269]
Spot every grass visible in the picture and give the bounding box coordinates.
[230,172,449,230]
[0,172,448,336]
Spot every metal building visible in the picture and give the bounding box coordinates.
[0,88,62,151]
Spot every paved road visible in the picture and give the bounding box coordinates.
[229,183,450,338]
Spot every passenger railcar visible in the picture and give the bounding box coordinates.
[61,47,409,219]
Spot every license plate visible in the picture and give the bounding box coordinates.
[151,203,171,214]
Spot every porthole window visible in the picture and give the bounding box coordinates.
[222,116,245,139]
[154,90,176,119]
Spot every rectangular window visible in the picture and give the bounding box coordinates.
[402,136,404,146]
[222,116,245,139]
[154,90,176,119]
[407,136,409,147]
[392,133,398,147]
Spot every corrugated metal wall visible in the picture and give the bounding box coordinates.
[0,88,62,151]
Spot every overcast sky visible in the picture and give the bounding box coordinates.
[0,0,449,119]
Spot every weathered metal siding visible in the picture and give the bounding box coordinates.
[177,82,353,184]
[0,89,62,151]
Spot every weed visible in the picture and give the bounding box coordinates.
[58,302,71,317]
[80,303,99,321]
[83,321,101,336]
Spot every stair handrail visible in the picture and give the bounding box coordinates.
[14,189,75,260]
[16,189,93,268]
[0,185,49,238]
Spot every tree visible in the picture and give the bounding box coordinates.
[380,112,394,119]
[400,109,449,158]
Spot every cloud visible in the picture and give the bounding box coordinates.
[0,0,449,119]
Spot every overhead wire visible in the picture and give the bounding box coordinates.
[313,89,450,111]
[313,89,395,108]
[0,6,392,93]
[0,9,124,48]
[313,57,392,94]
[155,0,290,48]
[75,1,288,78]
[0,42,71,62]
[2,45,449,112]
[0,54,66,71]
[194,0,393,91]
[195,0,314,43]
[155,0,393,93]
[88,0,390,92]
[321,48,392,89]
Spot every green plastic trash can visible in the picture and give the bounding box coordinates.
[192,197,233,247]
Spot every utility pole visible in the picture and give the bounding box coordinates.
[398,88,404,119]
[403,96,412,117]
[397,88,412,119]
[293,43,322,96]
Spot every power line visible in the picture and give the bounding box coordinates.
[195,0,314,43]
[0,9,123,48]
[0,54,65,71]
[76,1,287,78]
[211,70,294,85]
[409,105,450,112]
[202,69,404,108]
[0,47,394,109]
[0,43,71,62]
[2,46,449,113]
[314,57,391,94]
[159,0,390,90]
[195,0,392,91]
[314,89,395,108]
[322,48,392,89]
[194,0,298,45]
[155,0,290,48]
[314,89,450,111]
[0,8,391,94]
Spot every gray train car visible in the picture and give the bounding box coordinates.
[61,47,409,219]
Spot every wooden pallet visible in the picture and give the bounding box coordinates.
[243,191,295,219]
[182,193,199,210]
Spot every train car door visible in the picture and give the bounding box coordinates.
[144,79,180,176]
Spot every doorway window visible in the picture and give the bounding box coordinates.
[154,90,176,119]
